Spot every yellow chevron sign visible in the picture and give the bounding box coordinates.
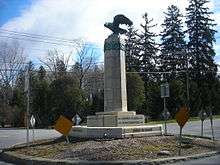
[54,115,73,136]
[175,106,190,128]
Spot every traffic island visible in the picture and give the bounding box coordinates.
[0,135,219,164]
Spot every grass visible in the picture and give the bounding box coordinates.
[145,115,220,125]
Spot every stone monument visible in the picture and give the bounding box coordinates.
[70,15,163,139]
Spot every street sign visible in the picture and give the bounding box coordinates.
[30,115,36,127]
[199,110,207,121]
[54,115,73,136]
[175,106,190,128]
[175,106,190,156]
[162,109,170,120]
[161,83,169,98]
[199,109,207,137]
[30,115,36,144]
[72,114,82,125]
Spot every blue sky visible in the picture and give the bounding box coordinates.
[0,0,33,25]
[0,0,220,67]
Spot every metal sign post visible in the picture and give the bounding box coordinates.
[161,83,169,135]
[199,109,207,137]
[25,64,30,147]
[209,107,215,141]
[178,126,183,156]
[164,98,167,134]
[65,136,70,144]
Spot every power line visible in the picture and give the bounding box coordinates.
[1,68,219,74]
[0,35,102,50]
[0,28,80,43]
[0,30,102,48]
[0,61,104,68]
[0,29,102,49]
[0,29,79,45]
[0,35,77,47]
[127,71,186,74]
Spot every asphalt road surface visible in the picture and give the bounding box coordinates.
[0,119,219,164]
[170,155,220,165]
[167,118,220,140]
[0,128,61,149]
[0,128,61,164]
[167,119,220,164]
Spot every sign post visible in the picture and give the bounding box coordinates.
[209,107,215,141]
[24,64,30,147]
[175,106,190,156]
[161,83,170,135]
[199,109,207,137]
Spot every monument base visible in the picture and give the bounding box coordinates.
[69,111,163,139]
[69,125,163,139]
[87,111,145,127]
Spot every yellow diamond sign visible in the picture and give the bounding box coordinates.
[54,115,73,136]
[175,106,190,128]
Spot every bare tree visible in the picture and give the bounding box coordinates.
[72,45,99,89]
[86,64,104,94]
[0,41,26,87]
[0,41,26,127]
[40,49,71,80]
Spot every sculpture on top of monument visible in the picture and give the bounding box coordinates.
[104,14,133,35]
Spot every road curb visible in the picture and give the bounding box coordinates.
[0,150,219,165]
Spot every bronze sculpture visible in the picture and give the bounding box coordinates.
[104,14,133,34]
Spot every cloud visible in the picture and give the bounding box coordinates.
[0,0,219,63]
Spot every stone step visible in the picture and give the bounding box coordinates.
[70,125,163,139]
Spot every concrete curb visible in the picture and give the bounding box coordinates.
[0,150,219,165]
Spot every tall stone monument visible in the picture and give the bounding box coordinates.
[104,34,127,113]
[70,15,163,138]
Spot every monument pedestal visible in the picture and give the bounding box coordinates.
[69,30,163,139]
[87,111,144,127]
[70,125,163,139]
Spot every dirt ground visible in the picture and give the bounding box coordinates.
[10,135,218,161]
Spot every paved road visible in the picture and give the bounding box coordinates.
[167,119,220,140]
[0,128,61,165]
[0,119,219,164]
[167,119,220,164]
[170,154,220,165]
[0,128,61,149]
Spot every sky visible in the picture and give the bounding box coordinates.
[0,0,220,67]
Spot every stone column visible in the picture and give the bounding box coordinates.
[104,34,127,112]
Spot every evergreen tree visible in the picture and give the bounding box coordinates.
[32,66,50,127]
[160,5,186,81]
[38,66,46,81]
[49,75,83,124]
[137,13,159,116]
[126,72,145,113]
[56,59,67,79]
[186,0,217,111]
[138,12,159,81]
[125,26,140,72]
